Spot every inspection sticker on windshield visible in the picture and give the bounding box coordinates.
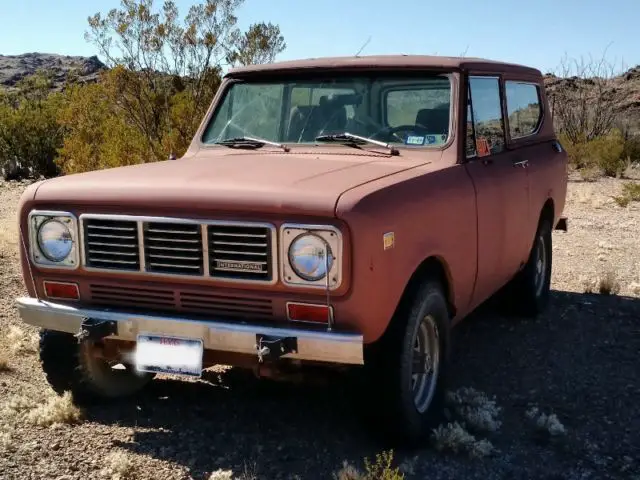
[406,135,425,145]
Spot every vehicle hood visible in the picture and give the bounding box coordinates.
[32,149,432,217]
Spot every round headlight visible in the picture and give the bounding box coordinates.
[288,233,333,282]
[37,219,73,262]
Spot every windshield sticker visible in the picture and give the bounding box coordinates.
[406,135,425,145]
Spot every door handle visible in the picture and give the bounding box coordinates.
[513,159,529,168]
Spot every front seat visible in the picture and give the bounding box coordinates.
[415,104,450,135]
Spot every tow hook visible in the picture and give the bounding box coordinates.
[255,334,298,363]
[74,317,118,343]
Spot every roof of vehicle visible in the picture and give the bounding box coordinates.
[226,55,542,77]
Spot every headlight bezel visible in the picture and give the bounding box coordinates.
[28,210,79,269]
[280,223,343,290]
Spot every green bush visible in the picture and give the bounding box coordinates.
[560,130,627,177]
[0,73,64,178]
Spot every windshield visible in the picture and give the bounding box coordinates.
[201,74,452,148]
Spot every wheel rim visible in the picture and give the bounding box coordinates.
[411,315,440,413]
[534,234,547,297]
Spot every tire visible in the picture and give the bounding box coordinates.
[362,279,450,444]
[39,330,154,403]
[508,216,553,316]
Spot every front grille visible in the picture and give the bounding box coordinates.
[143,222,204,275]
[80,215,276,283]
[84,218,140,270]
[89,284,273,319]
[208,225,272,281]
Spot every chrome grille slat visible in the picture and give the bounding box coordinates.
[88,250,138,256]
[89,233,137,240]
[209,224,272,281]
[88,225,136,231]
[143,222,204,275]
[213,241,267,247]
[212,232,267,238]
[213,249,267,256]
[84,219,140,270]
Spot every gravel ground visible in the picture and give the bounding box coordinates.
[0,176,639,480]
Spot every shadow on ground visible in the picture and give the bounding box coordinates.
[85,290,640,480]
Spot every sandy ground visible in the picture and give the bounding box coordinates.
[0,176,639,480]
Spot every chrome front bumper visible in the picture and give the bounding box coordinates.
[15,297,364,365]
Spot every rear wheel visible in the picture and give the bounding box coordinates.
[39,330,153,403]
[507,217,553,316]
[364,279,449,444]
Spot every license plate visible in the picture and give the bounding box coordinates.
[134,334,203,377]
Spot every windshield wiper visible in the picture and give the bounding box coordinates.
[216,136,290,152]
[315,132,399,156]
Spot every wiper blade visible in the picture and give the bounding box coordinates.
[216,136,290,152]
[315,132,399,156]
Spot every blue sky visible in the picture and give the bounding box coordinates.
[0,0,637,74]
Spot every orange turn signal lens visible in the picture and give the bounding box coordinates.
[286,302,333,323]
[43,281,80,300]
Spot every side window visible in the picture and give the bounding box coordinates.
[468,77,505,157]
[386,86,450,128]
[505,82,542,138]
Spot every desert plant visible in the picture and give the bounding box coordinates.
[445,387,502,433]
[525,407,567,437]
[101,450,136,479]
[431,422,495,459]
[614,195,631,207]
[334,451,404,480]
[0,72,64,179]
[598,270,621,295]
[26,391,83,427]
[548,52,620,144]
[83,0,285,161]
[622,182,640,201]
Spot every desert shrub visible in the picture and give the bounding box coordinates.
[622,182,640,201]
[560,130,626,177]
[334,451,404,480]
[622,135,640,163]
[0,73,64,179]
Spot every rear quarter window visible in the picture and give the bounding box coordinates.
[505,82,542,139]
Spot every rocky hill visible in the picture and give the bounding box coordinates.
[0,53,106,90]
[544,66,640,125]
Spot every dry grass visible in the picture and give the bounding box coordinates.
[101,450,137,480]
[431,422,495,459]
[0,352,9,372]
[209,470,234,480]
[0,429,12,449]
[2,391,82,427]
[445,387,502,433]
[622,182,640,201]
[579,165,603,182]
[334,451,404,480]
[612,181,640,207]
[525,407,567,437]
[26,391,82,427]
[208,463,257,480]
[582,269,621,295]
[5,325,38,355]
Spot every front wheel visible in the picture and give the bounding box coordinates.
[39,330,154,403]
[363,279,449,444]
